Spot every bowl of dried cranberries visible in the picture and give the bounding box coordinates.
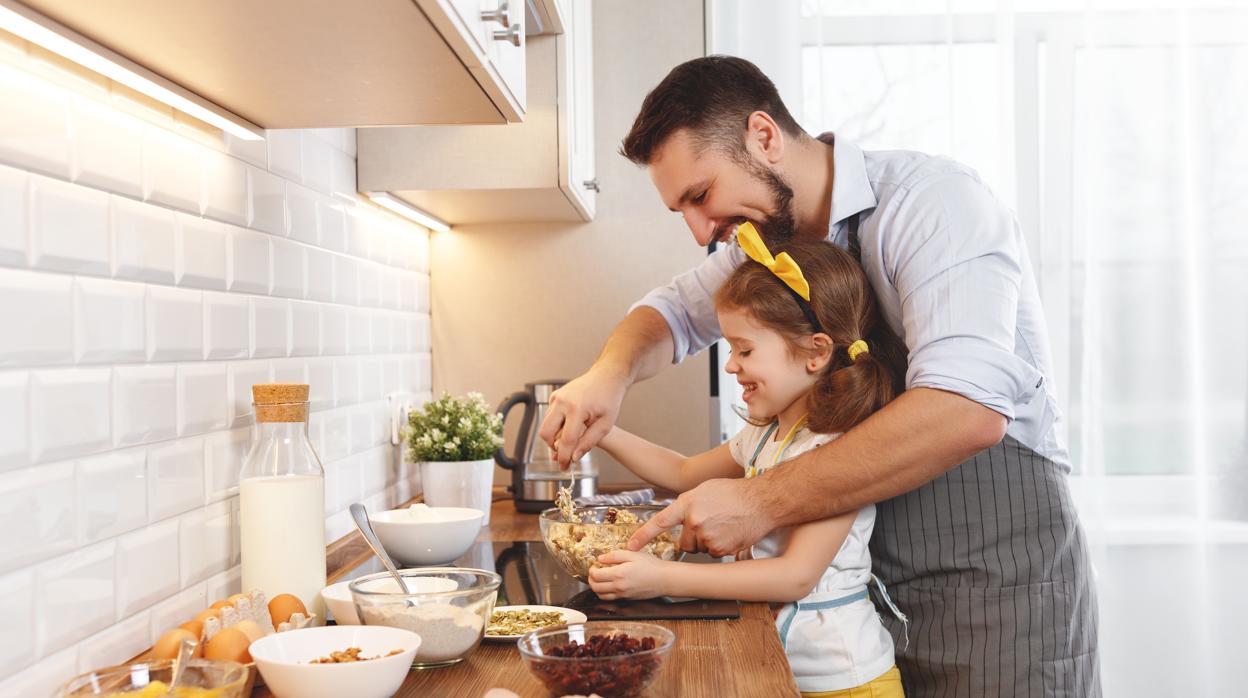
[517,621,675,697]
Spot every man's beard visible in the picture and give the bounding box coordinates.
[740,156,797,246]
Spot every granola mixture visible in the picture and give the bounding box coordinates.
[308,647,403,663]
[547,487,679,581]
[486,609,567,636]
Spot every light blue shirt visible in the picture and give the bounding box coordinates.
[632,135,1069,469]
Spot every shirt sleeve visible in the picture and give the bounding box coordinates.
[883,172,1045,421]
[629,243,745,363]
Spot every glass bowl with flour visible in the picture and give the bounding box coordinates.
[348,568,501,668]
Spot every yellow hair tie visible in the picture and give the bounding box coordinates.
[848,339,869,362]
[734,222,812,301]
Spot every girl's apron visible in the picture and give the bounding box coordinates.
[845,212,1102,697]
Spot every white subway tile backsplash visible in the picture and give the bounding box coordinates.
[380,267,400,310]
[370,311,391,354]
[204,428,248,502]
[202,149,248,226]
[115,519,179,617]
[347,309,371,355]
[307,358,334,412]
[359,358,383,403]
[305,246,334,302]
[290,300,320,357]
[205,565,242,605]
[387,313,406,353]
[413,315,431,351]
[251,296,289,358]
[147,581,207,644]
[398,271,417,312]
[288,183,319,247]
[266,130,302,182]
[227,226,270,294]
[382,359,400,396]
[301,134,333,193]
[76,609,151,675]
[0,645,76,698]
[0,569,35,677]
[0,62,72,179]
[77,449,147,542]
[0,462,75,574]
[228,360,269,428]
[318,198,346,252]
[224,131,266,169]
[350,405,372,456]
[347,213,371,260]
[148,438,204,521]
[112,365,177,447]
[0,373,27,471]
[333,253,358,305]
[111,196,176,283]
[176,213,228,290]
[358,260,382,307]
[74,277,145,364]
[321,305,347,356]
[30,369,111,463]
[0,165,27,267]
[335,358,359,406]
[322,409,350,464]
[247,167,286,236]
[177,364,228,437]
[271,357,304,384]
[144,126,202,214]
[203,292,250,360]
[178,501,233,587]
[30,174,110,275]
[330,148,355,197]
[71,97,144,198]
[414,273,430,313]
[0,268,73,366]
[36,541,116,657]
[271,237,305,298]
[147,285,203,361]
[413,229,430,272]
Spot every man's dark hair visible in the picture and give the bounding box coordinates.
[620,55,806,166]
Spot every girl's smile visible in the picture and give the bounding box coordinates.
[719,306,826,431]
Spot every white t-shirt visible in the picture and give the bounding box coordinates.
[728,422,896,693]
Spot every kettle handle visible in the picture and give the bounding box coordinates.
[494,390,535,471]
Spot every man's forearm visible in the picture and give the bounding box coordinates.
[755,387,1008,528]
[591,306,675,385]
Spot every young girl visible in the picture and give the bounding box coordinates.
[587,223,909,697]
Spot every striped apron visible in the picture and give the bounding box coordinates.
[845,214,1102,697]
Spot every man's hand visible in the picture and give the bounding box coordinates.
[627,478,775,557]
[588,550,669,600]
[539,367,630,467]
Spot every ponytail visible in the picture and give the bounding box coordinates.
[805,321,908,434]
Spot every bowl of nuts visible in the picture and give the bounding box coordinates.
[539,504,682,583]
[518,621,675,697]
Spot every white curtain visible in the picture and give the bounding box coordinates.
[710,1,1248,694]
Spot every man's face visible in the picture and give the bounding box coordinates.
[649,129,797,247]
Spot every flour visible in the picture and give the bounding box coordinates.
[361,602,486,663]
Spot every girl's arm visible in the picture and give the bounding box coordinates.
[590,510,859,603]
[596,426,740,493]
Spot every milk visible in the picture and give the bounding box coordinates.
[240,474,327,618]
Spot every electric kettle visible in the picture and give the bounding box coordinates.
[495,380,598,513]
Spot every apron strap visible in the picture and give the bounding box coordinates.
[870,574,910,651]
[745,421,779,479]
[777,587,871,651]
[847,212,862,263]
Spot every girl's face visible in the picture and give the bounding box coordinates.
[719,306,825,423]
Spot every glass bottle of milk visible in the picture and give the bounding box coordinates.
[240,383,326,620]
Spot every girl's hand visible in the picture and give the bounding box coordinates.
[587,550,669,600]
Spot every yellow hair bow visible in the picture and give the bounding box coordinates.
[735,222,812,302]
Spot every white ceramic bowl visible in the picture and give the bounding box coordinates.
[249,625,420,698]
[321,573,458,625]
[370,506,484,565]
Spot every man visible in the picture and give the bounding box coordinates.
[540,56,1099,696]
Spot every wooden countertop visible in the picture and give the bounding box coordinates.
[261,494,801,697]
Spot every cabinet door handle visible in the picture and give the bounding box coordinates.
[480,1,510,27]
[583,178,600,192]
[492,24,522,46]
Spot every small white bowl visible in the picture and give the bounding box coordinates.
[249,625,420,698]
[321,573,458,625]
[370,505,484,566]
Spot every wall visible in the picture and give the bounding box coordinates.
[431,0,710,486]
[0,35,432,695]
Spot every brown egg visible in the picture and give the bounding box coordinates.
[193,608,221,625]
[210,599,231,610]
[152,628,202,660]
[179,618,204,639]
[268,594,307,626]
[232,620,265,643]
[203,626,252,663]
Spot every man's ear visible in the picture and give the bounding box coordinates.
[745,111,785,164]
[807,333,834,372]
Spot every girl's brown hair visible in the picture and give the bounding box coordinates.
[714,239,908,434]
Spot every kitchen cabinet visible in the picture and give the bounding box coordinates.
[13,0,550,126]
[356,0,596,223]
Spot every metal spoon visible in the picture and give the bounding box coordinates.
[166,637,197,695]
[349,502,411,595]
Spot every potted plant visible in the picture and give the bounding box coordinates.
[405,392,504,525]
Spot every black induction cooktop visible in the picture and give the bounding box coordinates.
[454,540,741,621]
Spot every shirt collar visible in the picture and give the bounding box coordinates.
[818,133,877,230]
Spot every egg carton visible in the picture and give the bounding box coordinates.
[203,589,316,642]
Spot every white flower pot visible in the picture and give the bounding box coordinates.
[418,458,494,526]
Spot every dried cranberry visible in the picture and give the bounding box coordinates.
[530,633,663,697]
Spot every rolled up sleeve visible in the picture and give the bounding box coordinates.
[889,173,1043,421]
[630,244,744,363]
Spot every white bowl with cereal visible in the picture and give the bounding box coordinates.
[248,625,420,698]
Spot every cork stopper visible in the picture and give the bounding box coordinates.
[252,383,310,423]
